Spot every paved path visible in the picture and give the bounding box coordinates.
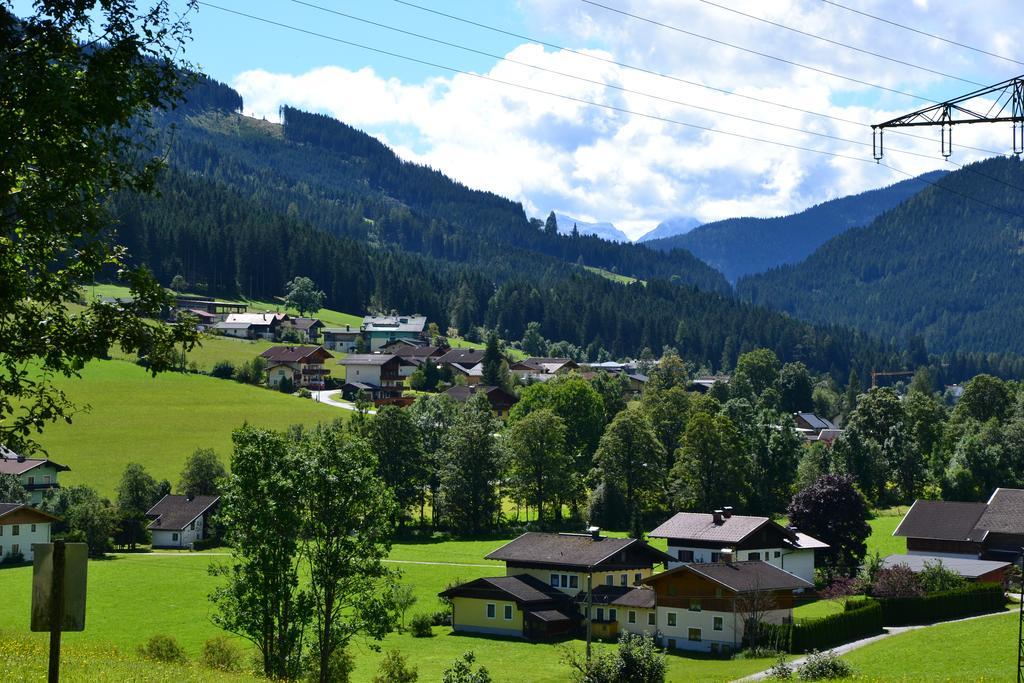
[310,390,376,414]
[113,552,492,568]
[735,608,1011,681]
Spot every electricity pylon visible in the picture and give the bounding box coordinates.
[872,75,1024,159]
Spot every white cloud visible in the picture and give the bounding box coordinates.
[232,0,1022,240]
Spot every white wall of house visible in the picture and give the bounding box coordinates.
[654,606,791,653]
[0,521,50,562]
[504,566,652,597]
[267,363,298,388]
[617,607,658,635]
[151,515,204,548]
[343,365,383,385]
[667,546,816,584]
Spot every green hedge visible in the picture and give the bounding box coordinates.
[870,582,1005,626]
[751,599,883,654]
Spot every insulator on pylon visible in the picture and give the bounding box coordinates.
[1014,122,1023,156]
[872,128,883,161]
[941,123,952,159]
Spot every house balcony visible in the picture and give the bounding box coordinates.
[301,367,329,377]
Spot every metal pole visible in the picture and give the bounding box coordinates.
[48,540,65,683]
[1017,547,1024,683]
[586,571,593,663]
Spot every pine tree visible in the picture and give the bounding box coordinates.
[544,211,558,236]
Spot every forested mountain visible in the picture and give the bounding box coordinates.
[737,156,1024,356]
[637,216,702,242]
[644,172,945,282]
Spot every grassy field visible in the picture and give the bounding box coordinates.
[842,611,1016,680]
[583,265,645,286]
[866,509,908,559]
[29,360,347,497]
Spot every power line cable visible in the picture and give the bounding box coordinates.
[287,0,941,163]
[195,2,1024,221]
[694,0,985,87]
[819,0,1024,68]
[578,0,939,103]
[391,0,1001,157]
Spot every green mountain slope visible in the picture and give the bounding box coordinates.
[737,156,1024,354]
[645,171,944,282]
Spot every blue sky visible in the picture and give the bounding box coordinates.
[18,0,1024,239]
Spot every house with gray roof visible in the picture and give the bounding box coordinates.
[649,507,826,583]
[146,494,219,549]
[0,446,70,505]
[361,314,427,351]
[439,574,578,640]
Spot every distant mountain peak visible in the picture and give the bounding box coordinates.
[638,216,702,242]
[553,213,630,243]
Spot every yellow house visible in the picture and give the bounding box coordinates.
[439,575,577,640]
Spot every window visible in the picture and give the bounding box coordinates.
[688,628,702,642]
[11,544,19,557]
[596,608,604,621]
[774,551,781,558]
[605,575,613,586]
[569,575,579,589]
[44,476,51,484]
[486,603,496,619]
[748,551,761,561]
[667,612,677,627]
[0,526,3,536]
[679,549,694,562]
[504,605,513,620]
[609,609,617,622]
[634,572,642,585]
[710,552,720,563]
[189,520,195,531]
[620,574,628,586]
[628,610,637,624]
[713,616,724,631]
[689,600,701,612]
[27,476,34,486]
[11,525,18,536]
[172,533,179,542]
[30,524,36,533]
[551,573,560,587]
[647,612,656,626]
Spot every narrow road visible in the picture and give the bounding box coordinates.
[735,608,1011,681]
[310,389,376,414]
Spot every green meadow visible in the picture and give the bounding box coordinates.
[29,360,347,498]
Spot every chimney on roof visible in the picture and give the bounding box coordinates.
[712,509,724,525]
[186,492,194,502]
[587,525,601,540]
[720,548,734,564]
[723,506,733,519]
[16,455,26,463]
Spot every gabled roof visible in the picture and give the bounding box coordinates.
[260,346,333,363]
[146,495,219,531]
[485,532,672,569]
[573,585,657,609]
[361,315,427,334]
[382,343,446,358]
[339,353,400,367]
[322,326,360,335]
[288,317,323,331]
[643,561,812,593]
[438,574,567,605]
[793,532,830,550]
[892,500,989,542]
[882,554,1010,579]
[649,512,795,544]
[976,488,1024,537]
[444,385,518,406]
[225,312,285,326]
[437,348,486,365]
[449,362,483,377]
[0,447,70,476]
[0,503,61,523]
[794,413,836,431]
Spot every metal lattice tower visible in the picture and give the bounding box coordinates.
[872,75,1024,159]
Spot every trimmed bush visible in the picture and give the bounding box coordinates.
[200,636,243,672]
[796,650,852,680]
[210,360,235,379]
[409,613,434,638]
[192,537,220,551]
[872,582,1005,626]
[138,634,187,664]
[755,599,882,654]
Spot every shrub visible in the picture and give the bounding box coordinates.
[870,564,923,598]
[872,582,1005,626]
[200,636,242,672]
[918,559,967,593]
[1,550,25,565]
[410,613,434,638]
[768,654,794,680]
[796,650,852,680]
[192,536,220,551]
[306,645,354,683]
[138,634,187,664]
[430,610,451,626]
[442,651,491,683]
[211,360,235,379]
[278,376,295,394]
[787,599,882,653]
[373,649,419,683]
[298,388,312,399]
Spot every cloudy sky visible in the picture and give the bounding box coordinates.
[174,0,1022,239]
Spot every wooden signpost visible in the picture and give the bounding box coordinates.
[31,541,88,683]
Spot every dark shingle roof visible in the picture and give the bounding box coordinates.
[485,532,671,569]
[612,587,657,609]
[976,488,1024,537]
[290,318,323,331]
[146,495,219,531]
[645,561,812,593]
[438,574,566,605]
[882,554,1010,579]
[892,500,989,541]
[528,609,573,622]
[794,413,836,430]
[339,354,398,366]
[444,385,518,406]
[0,450,70,475]
[649,512,776,543]
[437,348,486,365]
[573,586,656,609]
[259,346,332,363]
[0,503,22,516]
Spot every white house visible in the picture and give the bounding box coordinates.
[0,445,70,505]
[146,494,219,549]
[0,503,58,562]
[648,508,827,584]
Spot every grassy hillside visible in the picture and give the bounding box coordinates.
[31,360,346,497]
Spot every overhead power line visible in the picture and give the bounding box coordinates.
[288,0,939,163]
[578,0,938,103]
[819,0,1024,68]
[196,1,1024,221]
[391,0,999,157]
[694,0,985,87]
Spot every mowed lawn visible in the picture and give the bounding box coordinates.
[866,510,908,559]
[843,611,1016,680]
[29,360,347,497]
